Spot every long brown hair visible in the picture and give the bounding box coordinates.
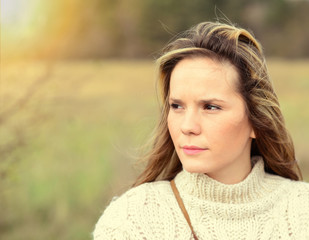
[133,21,302,186]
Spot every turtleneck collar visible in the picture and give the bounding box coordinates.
[174,156,285,204]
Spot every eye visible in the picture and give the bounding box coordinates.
[170,103,183,109]
[204,104,221,111]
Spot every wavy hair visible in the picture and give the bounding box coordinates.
[133,21,302,186]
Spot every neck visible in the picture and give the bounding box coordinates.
[206,157,252,184]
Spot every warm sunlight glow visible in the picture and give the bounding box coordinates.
[1,0,47,59]
[1,0,80,62]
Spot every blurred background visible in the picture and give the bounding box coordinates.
[1,0,309,239]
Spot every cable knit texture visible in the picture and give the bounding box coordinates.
[93,157,309,239]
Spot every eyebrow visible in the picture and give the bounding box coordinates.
[169,97,227,104]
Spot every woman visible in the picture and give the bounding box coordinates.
[93,22,309,239]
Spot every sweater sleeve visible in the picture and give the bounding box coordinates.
[93,195,130,240]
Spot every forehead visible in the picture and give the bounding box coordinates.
[169,57,240,97]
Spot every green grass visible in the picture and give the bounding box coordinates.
[0,59,308,239]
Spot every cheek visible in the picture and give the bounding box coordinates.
[214,115,252,144]
[168,113,181,142]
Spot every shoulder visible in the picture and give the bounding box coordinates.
[270,174,309,201]
[284,179,309,196]
[264,173,309,210]
[265,171,309,193]
[288,180,309,202]
[283,180,309,235]
[93,180,173,239]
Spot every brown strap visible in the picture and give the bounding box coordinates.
[171,179,198,240]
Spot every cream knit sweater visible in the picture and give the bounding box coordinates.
[93,158,309,239]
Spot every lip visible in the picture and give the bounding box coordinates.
[182,145,207,155]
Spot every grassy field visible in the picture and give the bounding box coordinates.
[0,59,309,239]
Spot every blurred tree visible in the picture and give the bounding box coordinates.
[2,0,309,60]
[0,65,52,180]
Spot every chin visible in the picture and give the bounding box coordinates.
[181,161,210,174]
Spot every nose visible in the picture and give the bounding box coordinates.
[181,110,201,135]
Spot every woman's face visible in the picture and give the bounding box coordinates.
[167,57,255,184]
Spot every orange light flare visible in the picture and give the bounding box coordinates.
[1,0,82,63]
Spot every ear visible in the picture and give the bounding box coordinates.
[250,129,256,139]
